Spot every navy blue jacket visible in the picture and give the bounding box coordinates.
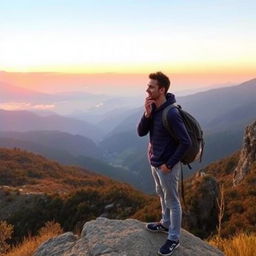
[137,93,191,169]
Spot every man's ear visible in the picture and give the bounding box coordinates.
[159,87,165,95]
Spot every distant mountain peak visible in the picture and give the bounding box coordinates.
[238,77,256,86]
[0,81,47,95]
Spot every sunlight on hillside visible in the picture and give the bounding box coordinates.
[4,221,62,256]
[209,233,256,256]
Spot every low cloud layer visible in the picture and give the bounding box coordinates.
[0,102,55,111]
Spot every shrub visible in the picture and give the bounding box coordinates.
[5,221,63,256]
[0,221,14,255]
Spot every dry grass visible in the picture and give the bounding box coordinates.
[209,233,256,256]
[4,221,63,256]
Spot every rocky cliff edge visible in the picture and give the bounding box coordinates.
[233,120,256,185]
[34,217,224,256]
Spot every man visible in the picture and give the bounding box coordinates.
[137,72,191,256]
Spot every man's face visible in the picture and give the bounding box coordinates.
[146,79,165,100]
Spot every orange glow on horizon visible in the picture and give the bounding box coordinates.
[0,69,255,95]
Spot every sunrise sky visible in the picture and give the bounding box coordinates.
[0,0,256,93]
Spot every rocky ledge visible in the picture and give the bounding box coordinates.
[34,217,223,256]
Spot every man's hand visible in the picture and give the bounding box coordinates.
[160,164,171,174]
[144,97,156,118]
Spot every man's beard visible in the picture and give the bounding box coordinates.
[149,93,160,101]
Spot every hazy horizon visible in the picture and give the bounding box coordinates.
[0,73,255,115]
[1,1,255,113]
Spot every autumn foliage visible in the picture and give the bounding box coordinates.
[0,148,157,246]
[0,146,255,255]
[183,151,256,238]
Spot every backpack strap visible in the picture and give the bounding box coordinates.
[200,139,205,162]
[180,163,189,215]
[162,104,179,143]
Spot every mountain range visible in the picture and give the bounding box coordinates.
[99,78,256,191]
[0,79,141,118]
[0,131,137,187]
[0,109,104,141]
[0,130,101,158]
[0,78,255,193]
[105,78,256,135]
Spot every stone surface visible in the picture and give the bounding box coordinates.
[233,120,256,185]
[34,232,78,256]
[34,217,224,256]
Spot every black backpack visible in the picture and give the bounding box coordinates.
[162,104,204,168]
[162,104,204,212]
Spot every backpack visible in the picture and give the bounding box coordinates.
[163,104,204,212]
[162,104,204,168]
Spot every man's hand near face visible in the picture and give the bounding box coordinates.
[160,164,171,174]
[144,96,156,118]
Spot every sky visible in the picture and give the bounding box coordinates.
[0,0,256,93]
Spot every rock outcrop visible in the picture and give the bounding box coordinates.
[34,217,223,256]
[233,120,256,185]
[183,174,219,237]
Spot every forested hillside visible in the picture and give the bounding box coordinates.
[0,148,158,244]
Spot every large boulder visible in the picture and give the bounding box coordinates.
[183,173,219,238]
[34,217,223,256]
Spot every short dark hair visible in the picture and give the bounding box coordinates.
[149,72,170,94]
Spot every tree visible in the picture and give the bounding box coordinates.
[216,184,225,238]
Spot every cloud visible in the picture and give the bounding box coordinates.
[95,102,104,108]
[0,102,55,111]
[33,104,55,110]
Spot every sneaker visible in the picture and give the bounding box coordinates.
[158,239,180,256]
[145,222,169,234]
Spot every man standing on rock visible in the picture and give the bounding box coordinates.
[137,72,191,256]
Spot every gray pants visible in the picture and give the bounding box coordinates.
[151,163,182,241]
